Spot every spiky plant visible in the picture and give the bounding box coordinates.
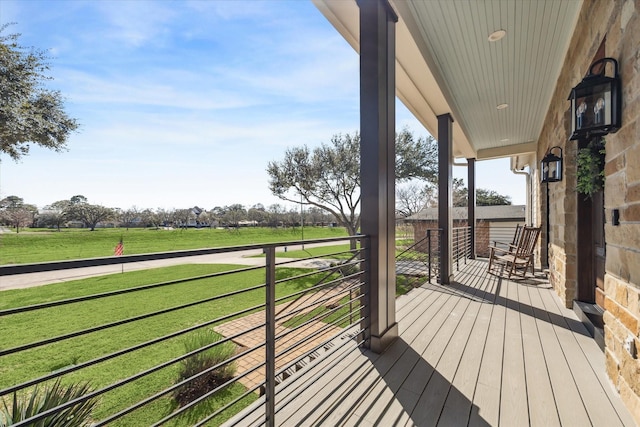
[172,330,237,407]
[0,379,97,427]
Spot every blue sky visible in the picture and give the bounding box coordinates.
[0,0,525,211]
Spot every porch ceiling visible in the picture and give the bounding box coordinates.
[313,0,583,162]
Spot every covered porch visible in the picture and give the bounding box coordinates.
[226,258,635,426]
[299,0,640,424]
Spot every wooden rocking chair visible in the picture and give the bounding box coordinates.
[487,226,540,278]
[491,224,522,251]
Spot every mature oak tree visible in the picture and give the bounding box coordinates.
[39,199,71,230]
[267,129,438,237]
[476,188,512,206]
[0,195,37,232]
[0,25,79,160]
[396,183,430,218]
[451,184,512,207]
[396,178,471,213]
[66,198,114,231]
[222,204,247,227]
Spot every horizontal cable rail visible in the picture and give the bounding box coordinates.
[0,282,268,357]
[396,228,442,285]
[0,236,355,276]
[396,226,474,286]
[0,236,369,426]
[0,263,265,316]
[453,226,472,271]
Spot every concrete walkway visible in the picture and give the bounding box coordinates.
[0,243,338,291]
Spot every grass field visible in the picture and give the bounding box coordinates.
[1,263,334,426]
[1,225,418,424]
[0,226,348,265]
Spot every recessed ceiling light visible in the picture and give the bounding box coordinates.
[496,103,509,110]
[500,138,509,142]
[488,29,506,42]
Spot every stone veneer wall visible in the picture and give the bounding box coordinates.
[537,0,640,422]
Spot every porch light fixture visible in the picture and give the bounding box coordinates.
[541,146,563,183]
[488,29,506,42]
[568,57,621,140]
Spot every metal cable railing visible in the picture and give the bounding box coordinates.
[396,226,474,286]
[453,226,472,270]
[0,236,368,426]
[395,228,441,286]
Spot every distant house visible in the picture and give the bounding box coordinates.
[405,205,526,257]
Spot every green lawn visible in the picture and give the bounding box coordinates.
[0,226,348,265]
[0,263,332,426]
[0,226,424,425]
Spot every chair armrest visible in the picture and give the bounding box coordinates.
[488,245,511,255]
[492,241,518,250]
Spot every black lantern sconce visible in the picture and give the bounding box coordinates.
[541,146,563,183]
[568,57,621,140]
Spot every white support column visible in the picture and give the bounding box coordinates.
[359,0,398,353]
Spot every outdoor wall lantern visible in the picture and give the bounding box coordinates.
[568,57,621,140]
[541,146,563,183]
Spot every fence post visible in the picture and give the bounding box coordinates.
[464,227,468,264]
[350,287,353,325]
[455,228,460,270]
[427,229,432,283]
[265,247,276,427]
[439,229,444,284]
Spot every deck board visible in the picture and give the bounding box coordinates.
[349,281,467,425]
[223,259,636,427]
[499,268,529,426]
[470,273,504,427]
[527,280,593,426]
[439,266,497,426]
[536,280,634,427]
[518,282,561,427]
[426,263,490,427]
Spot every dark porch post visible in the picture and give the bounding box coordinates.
[438,113,454,284]
[467,157,476,259]
[359,0,398,353]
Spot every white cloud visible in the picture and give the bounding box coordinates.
[59,69,262,110]
[94,1,176,48]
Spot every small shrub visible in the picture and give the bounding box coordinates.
[172,330,237,408]
[0,379,97,427]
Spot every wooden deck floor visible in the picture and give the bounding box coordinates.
[225,259,636,427]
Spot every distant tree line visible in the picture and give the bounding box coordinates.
[395,178,512,218]
[0,195,334,233]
